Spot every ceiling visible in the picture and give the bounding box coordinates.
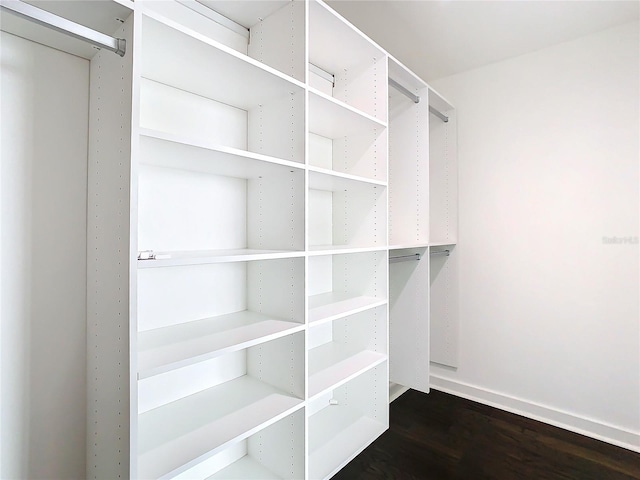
[326,0,640,82]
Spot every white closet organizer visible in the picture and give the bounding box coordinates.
[428,90,459,369]
[387,57,459,400]
[1,0,457,478]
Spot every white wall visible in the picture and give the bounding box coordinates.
[1,32,89,478]
[430,21,639,451]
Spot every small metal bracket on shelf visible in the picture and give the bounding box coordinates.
[138,250,156,260]
[429,249,450,257]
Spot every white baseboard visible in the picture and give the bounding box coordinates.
[430,375,640,453]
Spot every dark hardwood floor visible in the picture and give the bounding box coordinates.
[332,389,640,480]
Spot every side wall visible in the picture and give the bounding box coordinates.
[430,21,640,451]
[1,32,89,478]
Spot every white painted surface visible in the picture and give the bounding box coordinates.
[1,32,88,479]
[327,0,639,81]
[389,248,430,393]
[430,22,640,447]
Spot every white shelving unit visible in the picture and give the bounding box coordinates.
[386,59,459,398]
[308,364,388,480]
[428,88,459,369]
[3,0,457,477]
[308,305,387,398]
[308,251,387,326]
[308,172,387,251]
[429,89,458,245]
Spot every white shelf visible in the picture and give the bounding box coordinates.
[140,128,305,171]
[138,311,304,379]
[207,456,280,480]
[309,89,386,139]
[309,169,386,192]
[308,405,386,480]
[137,249,305,268]
[308,0,384,79]
[138,376,303,479]
[307,245,387,256]
[308,293,385,325]
[307,165,386,187]
[389,243,429,250]
[429,241,457,248]
[141,11,304,109]
[308,343,386,398]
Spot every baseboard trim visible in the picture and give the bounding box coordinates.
[430,375,640,453]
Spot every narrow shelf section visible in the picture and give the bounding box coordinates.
[307,362,388,479]
[429,241,457,248]
[140,12,305,162]
[138,376,303,479]
[307,245,387,256]
[137,249,305,268]
[308,292,385,325]
[307,165,386,187]
[308,171,387,250]
[208,456,280,480]
[200,407,305,479]
[308,0,387,122]
[308,89,386,138]
[142,11,304,111]
[140,128,305,172]
[309,407,387,479]
[138,311,304,379]
[389,243,430,250]
[308,344,385,398]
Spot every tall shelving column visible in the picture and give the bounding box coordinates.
[306,2,389,479]
[131,2,308,478]
[428,89,459,369]
[387,57,431,399]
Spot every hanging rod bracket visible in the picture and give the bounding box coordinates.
[0,0,126,56]
[388,78,420,103]
[430,249,450,257]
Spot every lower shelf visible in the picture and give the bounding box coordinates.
[308,292,386,325]
[208,453,281,480]
[138,311,303,378]
[137,376,303,479]
[309,405,386,480]
[308,344,386,398]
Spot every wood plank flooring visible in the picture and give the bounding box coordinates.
[332,389,640,480]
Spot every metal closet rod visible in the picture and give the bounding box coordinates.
[0,0,126,56]
[389,253,421,263]
[430,249,450,257]
[388,78,449,123]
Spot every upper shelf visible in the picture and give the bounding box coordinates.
[308,89,387,139]
[138,310,304,379]
[139,129,305,177]
[308,0,384,78]
[140,11,304,110]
